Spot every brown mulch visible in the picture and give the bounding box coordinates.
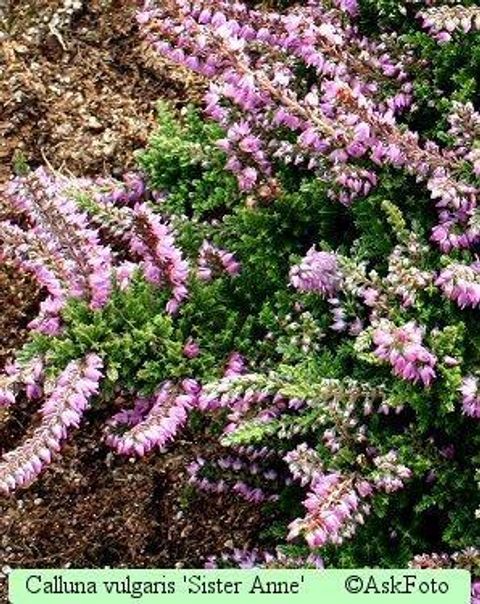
[0,266,39,367]
[0,405,267,570]
[0,0,204,181]
[0,2,268,601]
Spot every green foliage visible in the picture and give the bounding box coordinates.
[402,31,480,140]
[20,277,189,397]
[138,101,240,219]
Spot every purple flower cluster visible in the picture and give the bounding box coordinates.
[287,472,371,548]
[197,353,249,412]
[205,546,323,569]
[290,248,342,297]
[197,240,241,282]
[447,102,480,170]
[2,169,114,333]
[187,445,279,505]
[473,580,480,604]
[330,165,378,205]
[0,387,15,409]
[384,238,432,308]
[283,443,412,549]
[436,261,480,309]
[410,548,480,604]
[183,338,200,359]
[139,0,479,253]
[0,354,103,494]
[409,551,452,569]
[94,172,148,206]
[0,358,44,408]
[200,373,295,434]
[137,0,415,197]
[371,450,412,493]
[127,203,189,314]
[372,320,437,387]
[187,455,279,504]
[105,379,200,456]
[1,168,192,334]
[224,352,246,377]
[428,175,479,253]
[284,443,324,486]
[78,178,191,313]
[459,376,480,419]
[418,6,480,42]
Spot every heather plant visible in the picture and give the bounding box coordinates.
[136,0,479,570]
[0,0,479,587]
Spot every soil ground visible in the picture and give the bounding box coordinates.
[0,2,268,601]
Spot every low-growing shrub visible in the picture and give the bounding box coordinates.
[0,0,479,589]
